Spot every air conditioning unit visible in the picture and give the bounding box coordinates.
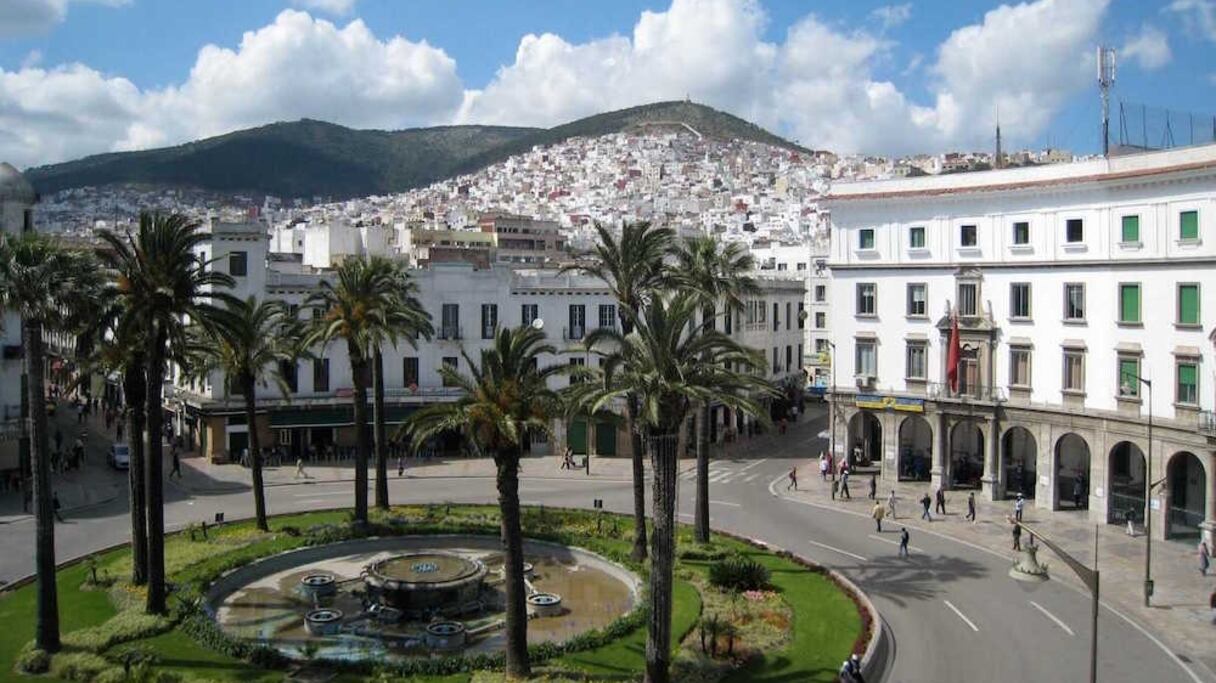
[855,375,875,390]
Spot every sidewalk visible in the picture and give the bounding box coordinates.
[782,466,1216,671]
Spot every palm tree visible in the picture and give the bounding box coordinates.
[562,221,672,561]
[668,237,759,544]
[405,326,565,678]
[100,213,234,614]
[194,297,298,531]
[0,233,102,652]
[573,295,773,683]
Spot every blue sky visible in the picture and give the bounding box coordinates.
[0,0,1213,168]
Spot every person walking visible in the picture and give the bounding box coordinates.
[898,527,910,558]
[887,490,897,519]
[1014,492,1025,522]
[53,492,64,523]
[397,455,406,477]
[920,492,932,521]
[838,653,866,683]
[868,474,877,500]
[965,492,976,523]
[787,466,798,491]
[871,500,886,532]
[1012,522,1023,551]
[169,448,182,480]
[934,488,947,515]
[819,453,828,481]
[1200,540,1211,577]
[840,470,851,499]
[295,457,308,479]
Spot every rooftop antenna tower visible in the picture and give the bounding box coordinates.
[1098,45,1116,157]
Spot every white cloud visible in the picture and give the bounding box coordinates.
[1167,0,1216,42]
[1122,24,1172,70]
[0,0,129,37]
[870,4,912,31]
[291,0,356,16]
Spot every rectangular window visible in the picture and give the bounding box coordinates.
[815,285,826,302]
[1012,221,1030,245]
[797,302,805,329]
[856,283,876,316]
[815,312,826,329]
[568,357,585,384]
[441,357,458,386]
[1178,284,1200,326]
[1177,362,1199,405]
[909,226,925,248]
[1180,210,1199,240]
[1066,218,1084,243]
[958,283,977,316]
[280,360,298,394]
[403,357,419,387]
[1062,351,1085,392]
[815,339,830,354]
[907,283,927,317]
[521,303,539,327]
[1121,215,1140,243]
[1118,358,1141,398]
[786,345,792,372]
[777,263,787,271]
[568,304,586,340]
[785,302,792,330]
[859,229,875,249]
[441,303,460,339]
[1010,283,1031,319]
[960,224,977,247]
[1010,348,1031,387]
[481,303,497,339]
[229,251,248,277]
[598,303,616,330]
[772,347,780,372]
[1119,283,1141,324]
[855,341,877,377]
[797,343,803,369]
[772,302,779,331]
[796,262,807,271]
[1064,283,1085,321]
[905,342,927,380]
[313,358,330,393]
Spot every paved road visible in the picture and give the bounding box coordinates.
[0,417,1208,683]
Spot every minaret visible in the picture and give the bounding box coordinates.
[994,116,1004,169]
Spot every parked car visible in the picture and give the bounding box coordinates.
[108,443,130,470]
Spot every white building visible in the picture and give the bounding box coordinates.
[0,162,35,477]
[825,143,1216,544]
[749,242,832,390]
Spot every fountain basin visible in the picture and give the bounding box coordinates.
[424,621,467,650]
[364,551,487,617]
[304,608,343,636]
[299,573,337,599]
[527,592,563,617]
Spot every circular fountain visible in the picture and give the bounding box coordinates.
[304,608,344,636]
[299,573,337,599]
[364,552,488,617]
[424,621,468,650]
[527,592,563,617]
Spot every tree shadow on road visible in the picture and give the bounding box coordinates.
[844,553,990,608]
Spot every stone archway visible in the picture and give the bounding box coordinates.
[949,421,983,489]
[897,415,932,481]
[1166,451,1207,540]
[1107,441,1146,526]
[1054,433,1091,511]
[847,411,883,468]
[1001,426,1037,500]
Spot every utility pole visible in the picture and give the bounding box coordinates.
[1098,46,1117,157]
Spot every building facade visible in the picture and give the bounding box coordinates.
[749,242,832,390]
[0,163,36,476]
[825,144,1216,545]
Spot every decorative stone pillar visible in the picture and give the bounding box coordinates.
[981,415,1000,501]
[932,411,947,489]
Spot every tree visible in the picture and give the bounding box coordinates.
[0,233,102,652]
[561,221,673,561]
[194,297,299,531]
[405,325,565,678]
[572,295,773,683]
[668,237,759,544]
[100,213,234,614]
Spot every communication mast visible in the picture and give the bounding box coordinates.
[1098,46,1116,157]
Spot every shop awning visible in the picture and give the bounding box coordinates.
[269,405,417,428]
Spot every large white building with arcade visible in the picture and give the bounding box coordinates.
[825,143,1216,545]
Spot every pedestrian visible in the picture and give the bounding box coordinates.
[1014,492,1025,522]
[116,421,124,442]
[169,448,182,479]
[240,447,249,468]
[397,455,406,477]
[787,465,798,491]
[840,470,851,499]
[1012,523,1022,551]
[934,488,947,515]
[887,489,897,519]
[76,402,86,424]
[53,492,64,523]
[899,527,910,558]
[54,429,63,453]
[868,474,877,500]
[838,653,866,683]
[965,492,976,523]
[871,500,885,532]
[295,457,308,479]
[1200,540,1211,577]
[818,453,828,481]
[920,492,932,521]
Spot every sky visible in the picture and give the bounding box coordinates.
[0,0,1213,169]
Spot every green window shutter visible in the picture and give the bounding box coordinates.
[1180,210,1199,240]
[1179,285,1200,325]
[1121,215,1139,243]
[1178,364,1198,403]
[1120,284,1141,323]
[1120,360,1139,394]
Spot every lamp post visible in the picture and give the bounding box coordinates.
[827,340,836,482]
[1008,518,1100,683]
[1121,372,1158,607]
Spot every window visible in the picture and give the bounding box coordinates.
[568,304,586,340]
[797,343,803,368]
[598,304,616,330]
[229,251,248,277]
[280,361,298,393]
[797,302,805,329]
[815,339,831,354]
[1119,283,1141,324]
[1012,221,1030,245]
[441,357,458,386]
[906,283,927,317]
[312,358,330,393]
[772,347,780,372]
[815,312,826,329]
[777,263,787,272]
[1180,210,1199,241]
[859,229,875,249]
[1118,358,1141,398]
[481,303,498,339]
[441,303,460,339]
[856,283,876,316]
[796,262,807,271]
[905,342,927,380]
[1065,218,1084,243]
[1010,348,1031,387]
[1062,351,1085,393]
[960,224,977,247]
[958,283,977,316]
[1064,283,1085,322]
[1121,215,1140,243]
[1177,361,1199,405]
[1010,283,1031,319]
[855,341,877,377]
[785,345,792,372]
[772,302,779,331]
[1178,284,1200,326]
[909,226,925,249]
[815,285,826,302]
[568,357,585,384]
[785,302,792,330]
[521,303,539,327]
[403,357,419,387]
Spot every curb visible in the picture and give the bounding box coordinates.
[0,488,124,525]
[170,472,642,495]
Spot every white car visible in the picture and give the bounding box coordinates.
[108,443,130,470]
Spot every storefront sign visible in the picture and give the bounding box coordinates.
[854,394,925,413]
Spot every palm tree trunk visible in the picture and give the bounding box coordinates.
[372,348,389,510]
[645,432,679,683]
[694,401,711,543]
[123,361,147,585]
[348,341,370,525]
[627,396,648,562]
[25,321,60,652]
[144,325,167,615]
[496,450,531,678]
[242,373,268,531]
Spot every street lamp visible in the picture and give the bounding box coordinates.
[1120,372,1161,607]
[1008,518,1100,683]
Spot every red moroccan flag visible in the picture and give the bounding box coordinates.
[946,313,961,392]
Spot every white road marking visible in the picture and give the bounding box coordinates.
[1029,601,1075,636]
[867,534,922,553]
[737,458,768,473]
[743,473,760,483]
[710,501,742,508]
[807,539,868,562]
[944,600,980,633]
[291,490,349,497]
[296,499,326,505]
[709,471,733,483]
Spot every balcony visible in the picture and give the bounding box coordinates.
[438,325,463,341]
[1200,410,1216,437]
[927,381,1007,403]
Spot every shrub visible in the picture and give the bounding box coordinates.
[678,545,731,562]
[708,557,770,592]
[50,652,112,682]
[16,647,50,674]
[61,610,173,653]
